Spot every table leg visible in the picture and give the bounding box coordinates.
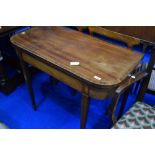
[18,53,37,110]
[80,94,89,129]
[107,94,120,125]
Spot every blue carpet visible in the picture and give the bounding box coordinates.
[0,28,155,129]
[0,69,154,129]
[0,71,112,129]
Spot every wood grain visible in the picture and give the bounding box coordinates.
[11,27,143,88]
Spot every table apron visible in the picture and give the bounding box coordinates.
[21,52,114,99]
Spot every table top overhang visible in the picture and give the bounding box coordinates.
[11,26,143,88]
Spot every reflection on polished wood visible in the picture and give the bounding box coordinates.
[11,27,143,128]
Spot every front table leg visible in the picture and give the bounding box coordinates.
[80,94,90,129]
[18,53,37,111]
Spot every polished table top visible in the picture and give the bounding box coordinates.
[11,27,143,88]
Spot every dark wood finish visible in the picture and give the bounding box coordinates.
[75,26,87,32]
[80,94,89,129]
[87,26,144,119]
[88,26,140,49]
[138,48,155,101]
[11,27,143,128]
[110,71,148,124]
[102,27,155,100]
[103,26,155,44]
[17,52,37,110]
[11,27,142,87]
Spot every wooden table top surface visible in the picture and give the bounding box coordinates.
[11,27,143,87]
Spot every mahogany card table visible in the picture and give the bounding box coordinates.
[11,27,143,128]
